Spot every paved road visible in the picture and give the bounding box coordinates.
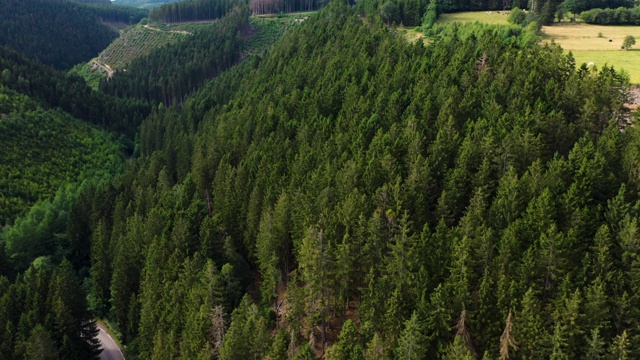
[97,323,125,360]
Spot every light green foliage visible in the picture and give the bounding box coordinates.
[622,35,636,50]
[0,85,123,226]
[421,0,438,30]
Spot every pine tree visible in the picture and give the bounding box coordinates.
[609,330,630,360]
[395,312,425,360]
[583,328,606,360]
[49,259,101,360]
[24,324,59,360]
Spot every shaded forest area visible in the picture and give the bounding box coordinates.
[0,47,150,138]
[149,0,246,22]
[0,0,145,69]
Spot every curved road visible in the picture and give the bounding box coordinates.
[97,323,125,360]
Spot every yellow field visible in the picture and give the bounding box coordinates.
[438,11,510,25]
[541,23,640,83]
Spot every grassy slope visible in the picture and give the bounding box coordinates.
[438,11,510,25]
[245,13,313,55]
[0,85,123,224]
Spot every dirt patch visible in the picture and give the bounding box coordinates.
[143,24,192,35]
[90,59,114,78]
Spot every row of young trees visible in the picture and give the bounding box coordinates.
[63,1,640,359]
[100,6,250,106]
[563,0,633,14]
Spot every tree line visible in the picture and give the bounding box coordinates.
[581,6,640,25]
[149,0,247,22]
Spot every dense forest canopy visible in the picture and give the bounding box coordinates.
[0,84,124,227]
[42,1,640,358]
[149,0,247,22]
[3,0,640,358]
[0,0,124,69]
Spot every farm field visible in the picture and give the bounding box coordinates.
[438,11,510,25]
[542,23,640,83]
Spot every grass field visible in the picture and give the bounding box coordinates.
[438,11,510,25]
[434,11,640,84]
[542,23,640,83]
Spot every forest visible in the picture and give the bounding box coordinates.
[100,7,249,106]
[0,0,146,69]
[3,0,640,358]
[149,0,246,22]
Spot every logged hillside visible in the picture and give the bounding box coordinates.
[78,12,306,89]
[0,0,123,69]
[58,2,640,359]
[73,22,194,88]
[100,7,250,105]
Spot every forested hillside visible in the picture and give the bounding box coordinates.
[100,7,250,105]
[0,85,124,227]
[0,46,150,138]
[45,1,640,359]
[0,0,124,69]
[4,0,640,359]
[149,0,245,22]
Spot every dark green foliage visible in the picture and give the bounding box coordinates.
[581,6,640,25]
[564,0,633,15]
[0,0,118,69]
[0,261,101,360]
[149,0,245,22]
[81,3,148,23]
[79,1,640,358]
[0,46,151,137]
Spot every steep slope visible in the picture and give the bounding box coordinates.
[74,2,640,359]
[0,46,150,138]
[0,85,124,227]
[0,0,122,69]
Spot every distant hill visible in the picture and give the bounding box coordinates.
[112,0,182,9]
[0,0,145,69]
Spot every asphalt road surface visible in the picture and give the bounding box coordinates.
[97,323,125,360]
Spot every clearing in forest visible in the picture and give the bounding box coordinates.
[541,23,640,83]
[70,21,210,88]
